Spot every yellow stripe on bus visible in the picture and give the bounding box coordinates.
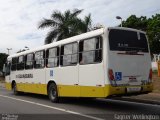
[5,82,153,97]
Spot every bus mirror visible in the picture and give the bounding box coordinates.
[3,64,6,73]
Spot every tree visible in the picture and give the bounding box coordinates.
[38,9,92,44]
[147,14,160,54]
[122,15,148,31]
[78,13,92,32]
[0,53,8,71]
[122,14,160,54]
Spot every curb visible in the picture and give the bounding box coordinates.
[111,97,160,105]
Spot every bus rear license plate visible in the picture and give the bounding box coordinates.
[127,87,141,93]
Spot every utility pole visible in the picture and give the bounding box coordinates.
[7,48,12,55]
[116,16,122,27]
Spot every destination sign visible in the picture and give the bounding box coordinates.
[16,74,33,78]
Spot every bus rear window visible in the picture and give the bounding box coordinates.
[109,29,149,52]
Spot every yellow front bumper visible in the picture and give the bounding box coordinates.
[5,82,12,90]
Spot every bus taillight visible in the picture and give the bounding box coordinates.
[108,69,115,81]
[149,68,152,80]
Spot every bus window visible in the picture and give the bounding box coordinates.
[17,56,25,70]
[46,47,59,68]
[60,42,78,66]
[11,57,17,71]
[34,50,45,68]
[79,37,102,64]
[109,29,149,52]
[25,53,34,69]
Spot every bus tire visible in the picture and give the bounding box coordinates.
[12,83,18,95]
[48,83,59,103]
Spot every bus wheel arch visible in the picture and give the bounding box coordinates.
[11,80,18,95]
[11,80,16,89]
[47,81,59,103]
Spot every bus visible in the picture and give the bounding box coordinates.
[4,27,153,102]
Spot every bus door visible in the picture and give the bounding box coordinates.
[79,37,105,97]
[16,56,26,91]
[57,42,80,97]
[33,50,46,94]
[4,62,11,90]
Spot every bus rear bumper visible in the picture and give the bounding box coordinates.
[105,84,153,97]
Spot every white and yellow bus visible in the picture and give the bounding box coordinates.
[4,27,153,102]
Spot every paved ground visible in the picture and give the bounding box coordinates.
[0,84,160,120]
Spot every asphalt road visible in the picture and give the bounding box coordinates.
[0,86,160,120]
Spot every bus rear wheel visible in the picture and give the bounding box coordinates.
[48,83,59,103]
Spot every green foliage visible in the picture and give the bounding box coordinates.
[147,14,160,54]
[122,14,160,54]
[122,15,148,31]
[0,53,8,71]
[38,9,92,44]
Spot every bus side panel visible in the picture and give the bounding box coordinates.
[57,85,80,97]
[79,63,105,97]
[24,69,47,94]
[11,70,25,92]
[46,66,80,97]
[57,66,80,97]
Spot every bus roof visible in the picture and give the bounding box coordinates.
[109,27,146,34]
[8,27,146,60]
[8,27,105,59]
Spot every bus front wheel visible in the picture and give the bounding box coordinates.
[48,83,59,103]
[12,83,18,95]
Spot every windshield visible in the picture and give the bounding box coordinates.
[5,62,11,76]
[109,29,149,52]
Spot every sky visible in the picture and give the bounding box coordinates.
[0,0,160,54]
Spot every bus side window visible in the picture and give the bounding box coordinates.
[60,42,78,66]
[25,53,34,69]
[79,36,102,64]
[34,50,45,69]
[17,56,25,70]
[46,47,59,68]
[11,57,17,71]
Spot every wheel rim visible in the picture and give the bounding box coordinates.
[50,88,56,100]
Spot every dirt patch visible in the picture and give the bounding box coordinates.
[152,73,160,93]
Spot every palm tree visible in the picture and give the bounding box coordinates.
[38,9,92,44]
[79,14,92,32]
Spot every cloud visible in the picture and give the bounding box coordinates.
[0,0,159,54]
[17,33,42,41]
